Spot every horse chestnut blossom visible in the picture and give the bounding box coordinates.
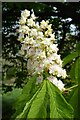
[17,9,67,91]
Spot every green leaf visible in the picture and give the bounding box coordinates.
[70,57,80,83]
[16,86,41,119]
[12,75,38,119]
[27,80,47,118]
[75,57,80,83]
[62,52,79,67]
[47,80,73,118]
[70,62,76,82]
[69,86,78,118]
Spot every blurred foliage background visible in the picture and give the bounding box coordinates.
[2,2,80,120]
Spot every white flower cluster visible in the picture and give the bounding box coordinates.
[18,9,67,91]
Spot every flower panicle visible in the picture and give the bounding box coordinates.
[18,9,67,91]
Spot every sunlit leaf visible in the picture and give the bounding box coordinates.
[27,80,47,118]
[47,80,73,118]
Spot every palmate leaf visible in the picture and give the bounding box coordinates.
[47,80,74,118]
[15,80,73,119]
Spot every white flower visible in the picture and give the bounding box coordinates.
[27,59,35,74]
[24,36,36,46]
[61,69,67,79]
[49,44,58,53]
[30,28,37,37]
[35,63,44,74]
[50,33,55,41]
[47,76,65,91]
[40,52,46,59]
[35,22,40,30]
[23,36,30,44]
[37,31,44,37]
[56,58,62,66]
[49,64,62,77]
[47,76,58,85]
[43,59,51,68]
[54,54,60,61]
[21,44,28,51]
[18,33,24,41]
[31,11,37,20]
[44,59,51,66]
[27,47,35,57]
[40,20,49,29]
[19,9,30,24]
[19,16,26,24]
[41,38,51,46]
[27,18,35,27]
[47,24,52,29]
[18,25,30,34]
[35,49,46,59]
[49,64,57,75]
[57,80,65,91]
[21,9,30,18]
[45,28,53,36]
[36,75,43,84]
[36,49,43,55]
